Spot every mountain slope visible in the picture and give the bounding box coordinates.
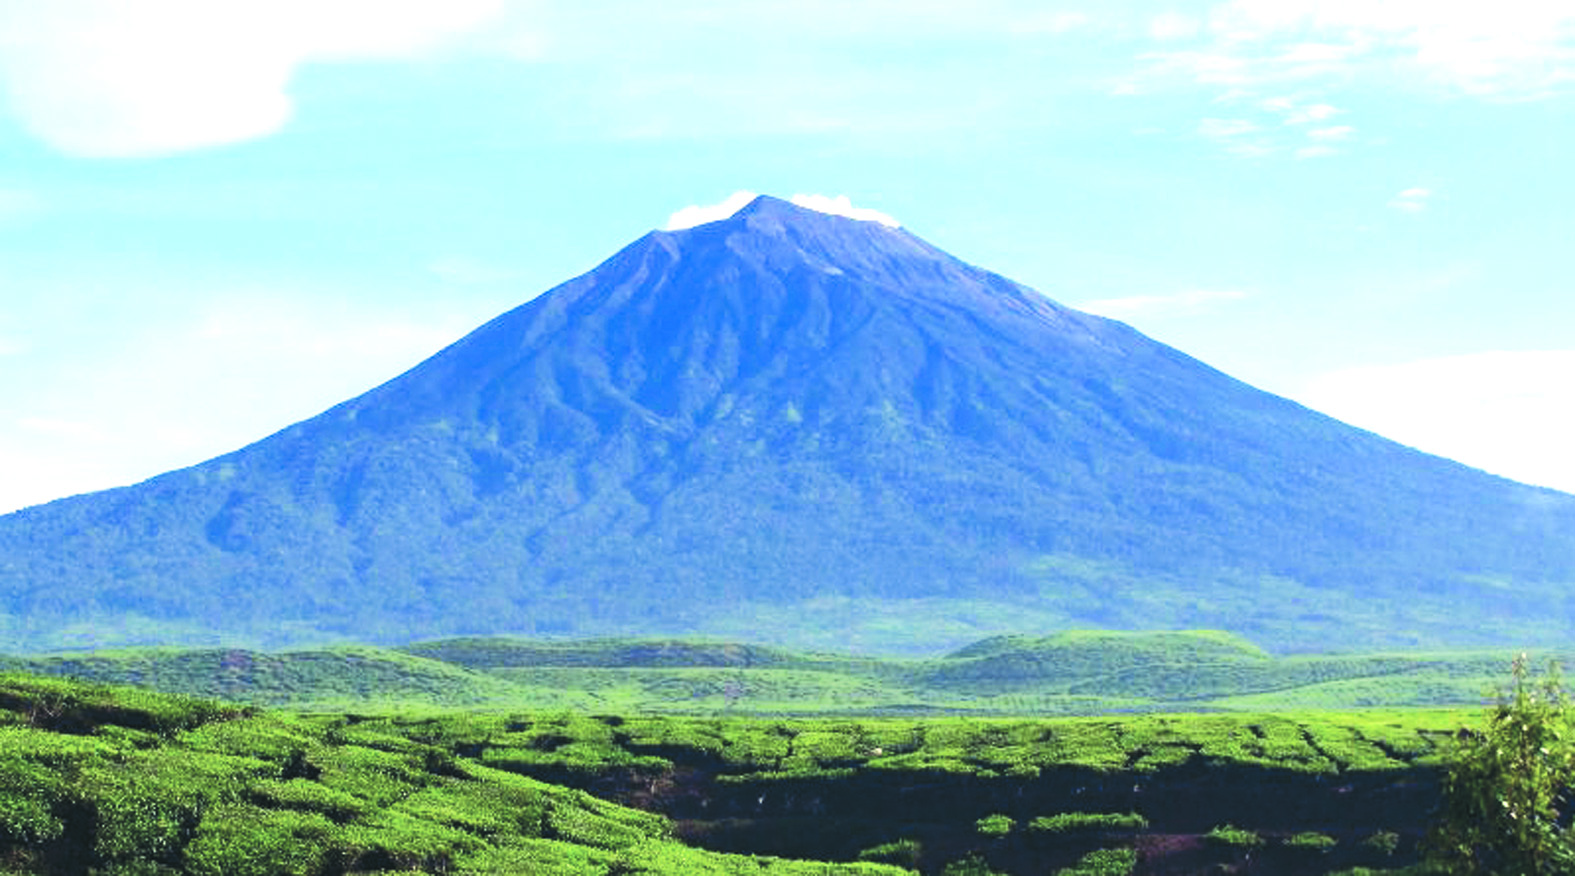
[3,196,1573,652]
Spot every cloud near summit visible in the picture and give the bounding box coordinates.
[665,191,901,230]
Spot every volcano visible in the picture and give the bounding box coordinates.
[3,196,1573,652]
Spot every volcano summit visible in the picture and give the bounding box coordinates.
[3,196,1573,652]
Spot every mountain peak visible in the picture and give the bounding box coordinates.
[735,193,901,228]
[665,192,903,235]
[653,192,955,293]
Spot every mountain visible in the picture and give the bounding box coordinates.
[3,195,1574,653]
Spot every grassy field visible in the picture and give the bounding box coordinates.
[3,630,1560,714]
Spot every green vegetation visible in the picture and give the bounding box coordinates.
[1365,831,1402,857]
[857,839,923,868]
[1030,813,1148,834]
[941,855,1005,876]
[7,649,1553,875]
[1205,824,1264,848]
[975,814,1014,837]
[1286,832,1340,851]
[1054,848,1137,876]
[1428,657,1575,875]
[0,673,912,876]
[5,631,1565,715]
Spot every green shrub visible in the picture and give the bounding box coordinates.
[942,854,1005,876]
[1363,830,1401,857]
[976,813,1015,837]
[1056,847,1137,876]
[858,838,923,868]
[1205,824,1263,847]
[333,808,482,872]
[1285,831,1337,851]
[0,793,62,845]
[183,804,334,876]
[1428,657,1575,875]
[247,778,370,821]
[1030,812,1148,834]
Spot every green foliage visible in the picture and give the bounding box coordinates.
[1365,830,1402,857]
[0,668,1481,876]
[1054,848,1137,876]
[183,804,334,876]
[1029,812,1148,834]
[1285,831,1338,851]
[975,813,1015,837]
[0,671,247,734]
[1427,656,1575,875]
[941,854,1006,876]
[247,778,371,821]
[857,838,923,868]
[10,635,1575,716]
[1205,824,1263,847]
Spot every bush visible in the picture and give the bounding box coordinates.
[1285,831,1337,851]
[183,804,334,876]
[857,838,923,868]
[1205,824,1263,848]
[1362,830,1400,857]
[1030,812,1148,834]
[975,813,1015,837]
[1428,656,1575,875]
[1056,847,1137,876]
[942,854,1005,876]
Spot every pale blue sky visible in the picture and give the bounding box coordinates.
[1,0,1572,514]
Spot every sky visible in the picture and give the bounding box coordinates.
[0,0,1572,515]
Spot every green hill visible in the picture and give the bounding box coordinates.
[0,645,526,710]
[4,632,1561,714]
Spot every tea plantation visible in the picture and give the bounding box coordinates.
[0,669,1475,875]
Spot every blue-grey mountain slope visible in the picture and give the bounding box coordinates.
[3,196,1573,652]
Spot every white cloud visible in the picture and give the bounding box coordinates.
[1390,187,1432,212]
[0,0,502,157]
[1141,0,1575,98]
[1294,144,1338,159]
[788,193,901,228]
[665,191,759,230]
[1298,351,1575,494]
[1078,289,1249,318]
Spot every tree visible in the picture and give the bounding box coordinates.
[1428,655,1575,875]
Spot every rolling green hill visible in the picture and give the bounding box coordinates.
[4,631,1561,714]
